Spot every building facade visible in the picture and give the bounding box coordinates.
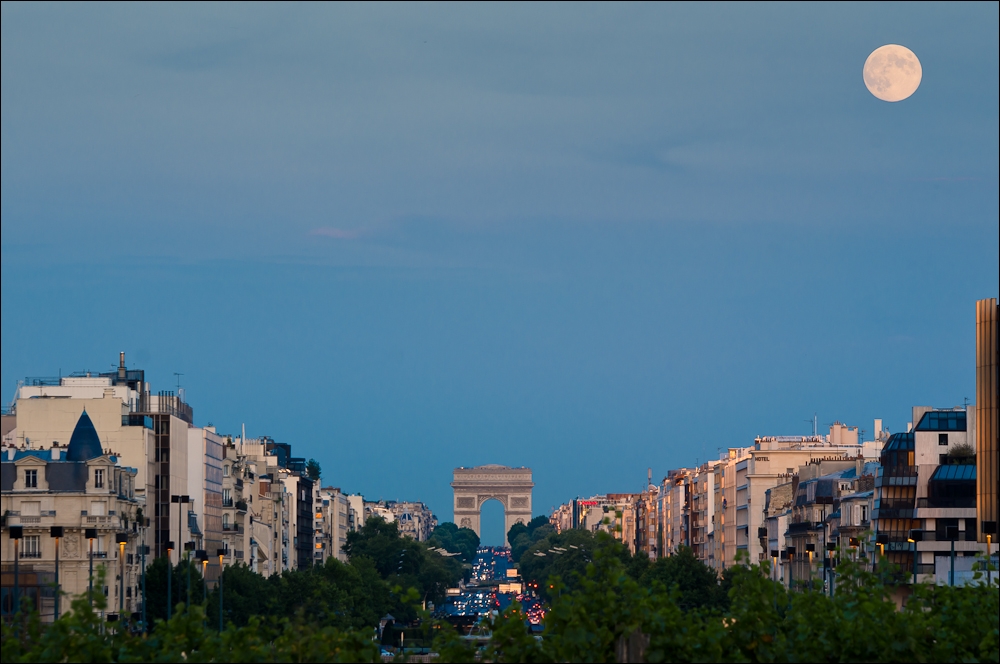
[1,411,142,621]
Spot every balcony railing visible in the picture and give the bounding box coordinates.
[19,551,42,559]
[86,516,115,525]
[915,497,976,509]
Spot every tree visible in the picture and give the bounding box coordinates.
[305,458,322,481]
[640,545,726,611]
[430,522,480,562]
[344,516,463,613]
[144,555,205,626]
[508,515,555,563]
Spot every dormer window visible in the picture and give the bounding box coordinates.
[24,469,38,488]
[94,468,105,489]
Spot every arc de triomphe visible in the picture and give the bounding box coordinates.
[452,465,533,547]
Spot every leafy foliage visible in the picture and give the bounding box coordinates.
[344,516,464,612]
[3,534,997,663]
[508,515,555,563]
[639,545,729,611]
[429,521,481,562]
[305,458,322,481]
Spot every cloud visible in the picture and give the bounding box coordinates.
[309,227,361,240]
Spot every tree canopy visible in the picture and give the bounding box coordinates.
[428,522,480,562]
[508,515,555,563]
[5,536,996,663]
[344,516,463,610]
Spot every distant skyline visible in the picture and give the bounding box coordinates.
[2,3,997,545]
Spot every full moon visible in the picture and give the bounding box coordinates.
[863,44,922,102]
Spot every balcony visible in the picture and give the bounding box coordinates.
[223,498,234,508]
[915,497,976,509]
[19,551,42,559]
[86,516,116,526]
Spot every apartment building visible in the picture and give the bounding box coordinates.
[711,423,872,571]
[1,411,142,621]
[873,406,989,584]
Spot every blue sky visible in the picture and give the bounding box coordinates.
[2,3,997,545]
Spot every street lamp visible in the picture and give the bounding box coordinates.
[185,541,195,608]
[85,528,98,607]
[166,540,175,620]
[825,542,836,597]
[116,533,128,622]
[196,550,209,605]
[875,534,888,573]
[170,495,190,566]
[946,525,960,586]
[983,521,997,587]
[216,548,226,631]
[806,543,816,587]
[907,530,923,585]
[50,526,63,621]
[140,517,149,632]
[10,526,23,618]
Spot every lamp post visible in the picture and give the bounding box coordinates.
[907,529,922,585]
[116,533,128,623]
[140,518,148,633]
[85,528,98,607]
[805,543,816,589]
[50,526,63,621]
[171,495,190,613]
[216,548,226,631]
[825,542,836,597]
[196,550,208,606]
[185,541,195,609]
[10,526,23,618]
[946,525,959,586]
[874,534,888,576]
[983,521,997,586]
[166,540,174,620]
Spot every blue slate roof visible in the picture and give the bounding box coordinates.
[66,410,104,461]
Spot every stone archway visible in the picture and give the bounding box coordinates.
[452,465,533,547]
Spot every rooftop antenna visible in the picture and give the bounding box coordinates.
[173,372,183,391]
[804,413,817,437]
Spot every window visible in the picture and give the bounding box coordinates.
[223,465,230,477]
[222,513,230,529]
[94,469,104,489]
[21,535,41,558]
[223,488,232,506]
[939,433,949,446]
[24,469,38,488]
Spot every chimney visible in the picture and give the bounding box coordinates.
[118,352,126,380]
